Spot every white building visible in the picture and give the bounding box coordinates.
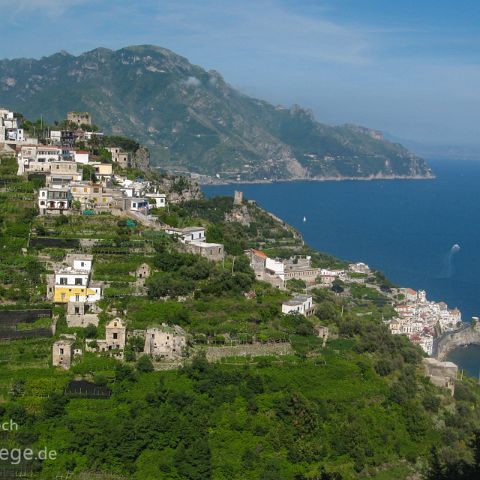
[282,295,315,316]
[36,146,62,163]
[165,226,206,244]
[1,109,37,147]
[67,254,93,272]
[38,186,72,215]
[122,197,150,214]
[74,150,90,164]
[17,145,63,175]
[146,192,167,208]
[319,269,340,285]
[49,130,62,144]
[265,257,285,280]
[52,254,101,303]
[84,131,104,141]
[349,262,370,274]
[395,304,416,318]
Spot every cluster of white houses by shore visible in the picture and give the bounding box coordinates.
[387,288,462,355]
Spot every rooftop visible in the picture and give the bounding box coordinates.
[283,295,312,306]
[189,240,223,248]
[147,324,186,335]
[66,254,93,262]
[251,249,268,259]
[55,267,90,276]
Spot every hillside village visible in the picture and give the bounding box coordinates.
[0,107,465,366]
[0,107,477,479]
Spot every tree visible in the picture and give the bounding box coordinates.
[286,278,306,292]
[43,393,68,418]
[10,379,25,399]
[83,323,98,339]
[375,358,393,377]
[422,394,441,413]
[136,355,154,373]
[115,363,136,382]
[82,164,97,182]
[147,273,195,298]
[331,279,344,293]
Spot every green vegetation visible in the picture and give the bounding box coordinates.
[0,157,45,303]
[0,142,477,479]
[1,342,480,479]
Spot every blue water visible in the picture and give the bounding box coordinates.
[203,159,480,375]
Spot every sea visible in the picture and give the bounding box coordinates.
[202,159,480,376]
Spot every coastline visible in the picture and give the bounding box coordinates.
[203,175,475,366]
[197,173,436,186]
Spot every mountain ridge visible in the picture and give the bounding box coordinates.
[0,44,433,181]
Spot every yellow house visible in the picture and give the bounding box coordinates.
[92,163,113,176]
[54,285,100,303]
[53,260,101,303]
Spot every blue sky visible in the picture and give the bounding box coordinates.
[0,0,479,145]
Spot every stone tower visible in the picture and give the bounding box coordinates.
[52,338,74,369]
[233,190,243,205]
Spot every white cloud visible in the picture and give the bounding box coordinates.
[152,0,373,65]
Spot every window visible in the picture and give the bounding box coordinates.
[59,277,67,285]
[59,348,64,355]
[75,278,83,285]
[113,333,118,339]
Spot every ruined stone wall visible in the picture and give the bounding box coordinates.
[202,342,293,362]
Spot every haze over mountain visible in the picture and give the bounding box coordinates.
[0,45,432,181]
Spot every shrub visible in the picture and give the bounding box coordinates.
[136,355,154,373]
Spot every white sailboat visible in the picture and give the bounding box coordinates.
[303,216,307,223]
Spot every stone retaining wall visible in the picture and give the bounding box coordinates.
[201,342,293,362]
